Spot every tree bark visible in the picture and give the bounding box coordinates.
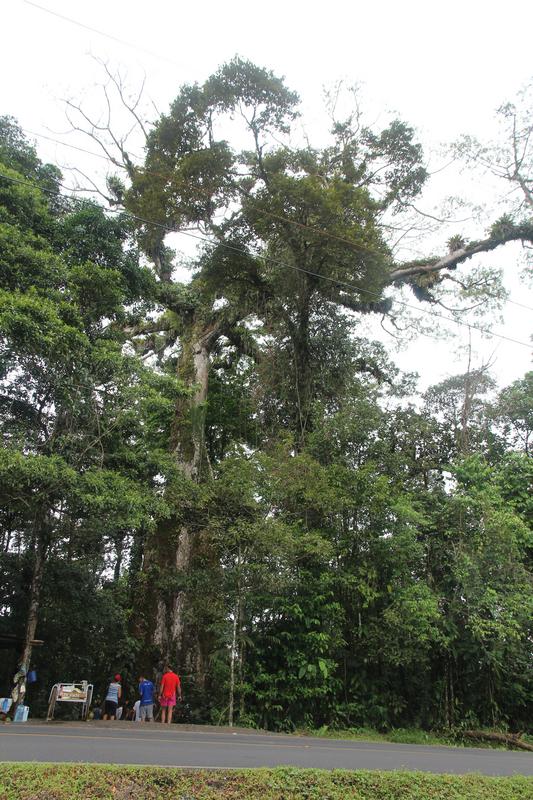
[134,319,221,685]
[113,536,124,582]
[20,534,47,671]
[170,324,218,480]
[12,524,48,716]
[228,608,238,728]
[290,278,315,446]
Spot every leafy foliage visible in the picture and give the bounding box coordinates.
[1,765,532,800]
[0,75,532,737]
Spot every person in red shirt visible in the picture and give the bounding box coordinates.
[158,665,182,724]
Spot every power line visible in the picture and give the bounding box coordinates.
[24,128,125,164]
[504,297,533,313]
[21,127,383,257]
[23,0,185,68]
[1,169,531,350]
[20,4,497,261]
[116,213,533,349]
[22,127,533,315]
[21,0,485,262]
[22,4,533,313]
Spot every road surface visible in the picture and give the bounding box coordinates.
[0,722,532,775]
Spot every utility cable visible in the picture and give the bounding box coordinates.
[21,127,386,257]
[22,4,533,309]
[23,127,533,314]
[23,0,185,68]
[1,169,531,349]
[20,5,491,258]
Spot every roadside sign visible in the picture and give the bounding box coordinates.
[47,681,93,721]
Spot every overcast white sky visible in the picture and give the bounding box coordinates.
[3,0,532,391]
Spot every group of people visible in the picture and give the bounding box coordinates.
[97,666,182,724]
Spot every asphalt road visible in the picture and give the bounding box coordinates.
[0,722,532,776]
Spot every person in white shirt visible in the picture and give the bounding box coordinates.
[103,674,122,720]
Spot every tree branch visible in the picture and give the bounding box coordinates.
[122,317,176,338]
[339,294,393,315]
[389,222,533,283]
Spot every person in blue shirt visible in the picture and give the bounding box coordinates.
[138,674,155,722]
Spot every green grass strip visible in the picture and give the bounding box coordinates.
[0,763,532,799]
[296,726,533,749]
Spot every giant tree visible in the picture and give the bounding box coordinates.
[51,63,533,705]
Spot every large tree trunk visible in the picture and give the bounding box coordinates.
[170,324,216,480]
[20,535,47,671]
[134,321,220,689]
[12,525,48,716]
[228,607,238,727]
[292,284,314,448]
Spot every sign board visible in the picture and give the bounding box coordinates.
[57,683,89,702]
[47,681,93,721]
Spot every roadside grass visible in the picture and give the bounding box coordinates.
[297,726,533,750]
[1,764,532,800]
[297,726,452,746]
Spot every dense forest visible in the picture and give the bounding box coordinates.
[0,60,532,732]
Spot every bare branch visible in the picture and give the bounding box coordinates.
[98,57,150,142]
[64,166,115,204]
[397,200,474,225]
[64,100,125,169]
[434,298,488,314]
[63,59,151,190]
